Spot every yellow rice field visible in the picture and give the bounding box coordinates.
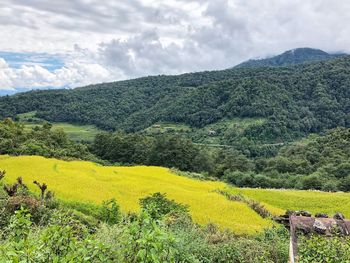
[0,155,272,235]
[226,187,350,217]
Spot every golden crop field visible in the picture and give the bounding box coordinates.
[226,187,350,217]
[0,155,272,235]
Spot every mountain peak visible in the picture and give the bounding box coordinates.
[236,48,346,68]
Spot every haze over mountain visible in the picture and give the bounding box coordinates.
[235,48,347,68]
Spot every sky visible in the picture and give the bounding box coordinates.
[0,0,350,93]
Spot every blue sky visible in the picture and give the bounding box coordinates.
[0,52,64,71]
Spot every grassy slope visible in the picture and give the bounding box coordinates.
[24,122,102,142]
[226,187,350,217]
[0,155,271,235]
[17,112,103,142]
[142,118,266,145]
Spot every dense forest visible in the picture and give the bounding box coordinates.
[0,55,349,146]
[0,119,349,192]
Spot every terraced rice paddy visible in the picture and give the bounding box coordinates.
[2,155,349,235]
[225,187,350,217]
[0,155,271,235]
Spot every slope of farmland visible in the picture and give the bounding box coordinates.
[226,187,350,217]
[0,155,272,235]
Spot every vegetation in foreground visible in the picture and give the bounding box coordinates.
[0,175,289,262]
[298,235,350,263]
[1,174,349,262]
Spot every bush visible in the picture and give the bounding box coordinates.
[301,174,323,190]
[6,195,40,214]
[99,199,122,225]
[322,180,338,192]
[298,235,350,262]
[122,211,180,263]
[339,176,350,192]
[139,192,189,220]
[0,208,117,262]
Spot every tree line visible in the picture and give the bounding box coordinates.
[1,119,349,192]
[91,128,350,192]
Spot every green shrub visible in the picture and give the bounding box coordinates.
[60,200,101,218]
[339,176,350,192]
[139,192,189,220]
[298,235,350,262]
[122,211,179,263]
[99,199,122,225]
[302,174,323,190]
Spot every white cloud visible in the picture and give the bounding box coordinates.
[0,0,350,90]
[0,57,115,90]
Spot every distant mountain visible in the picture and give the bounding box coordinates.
[235,48,347,68]
[0,87,66,97]
[0,55,349,146]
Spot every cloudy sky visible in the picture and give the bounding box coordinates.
[0,0,349,93]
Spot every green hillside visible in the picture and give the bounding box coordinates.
[17,111,103,142]
[0,56,349,146]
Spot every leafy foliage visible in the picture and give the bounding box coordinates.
[298,235,350,262]
[99,199,121,225]
[0,182,289,263]
[140,192,189,220]
[122,211,179,263]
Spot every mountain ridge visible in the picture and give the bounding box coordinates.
[0,54,349,146]
[235,47,347,68]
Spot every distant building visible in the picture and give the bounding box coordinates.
[208,130,217,136]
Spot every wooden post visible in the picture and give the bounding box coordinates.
[289,215,297,263]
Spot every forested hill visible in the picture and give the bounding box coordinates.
[0,56,349,143]
[235,48,346,68]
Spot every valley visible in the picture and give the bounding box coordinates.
[2,0,350,260]
[0,48,349,262]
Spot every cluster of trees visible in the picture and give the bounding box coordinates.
[225,128,350,192]
[0,175,289,262]
[91,128,350,192]
[91,132,253,177]
[0,56,349,146]
[0,118,92,160]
